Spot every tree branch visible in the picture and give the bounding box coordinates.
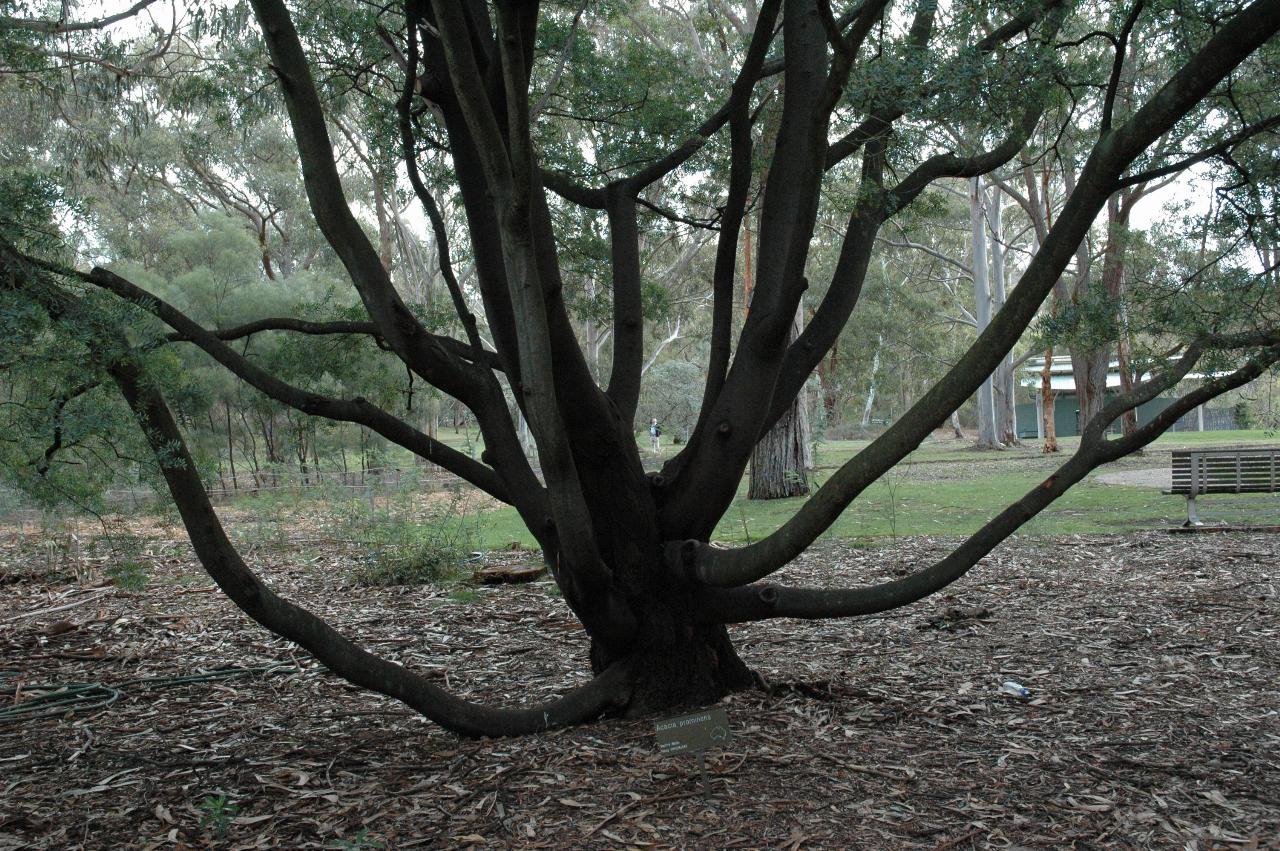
[1100,0,1146,134]
[604,188,643,420]
[1,0,161,33]
[399,9,490,362]
[672,0,1280,579]
[110,356,630,736]
[249,0,479,406]
[695,341,1280,616]
[26,255,518,504]
[1115,114,1280,188]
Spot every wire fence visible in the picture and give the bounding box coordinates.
[0,462,484,526]
[202,464,469,500]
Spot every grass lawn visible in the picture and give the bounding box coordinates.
[471,428,1280,548]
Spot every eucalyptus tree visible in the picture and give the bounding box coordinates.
[5,0,1280,737]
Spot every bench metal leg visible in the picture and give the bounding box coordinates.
[1184,495,1202,527]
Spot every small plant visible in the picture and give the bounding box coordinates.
[448,587,479,604]
[737,504,753,545]
[331,829,385,850]
[198,793,238,840]
[105,560,147,592]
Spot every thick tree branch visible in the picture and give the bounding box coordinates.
[688,0,782,426]
[249,0,479,406]
[165,318,503,371]
[432,0,636,646]
[671,0,1280,576]
[540,168,607,209]
[399,10,490,362]
[696,341,1280,616]
[604,188,643,420]
[111,356,629,736]
[29,256,518,504]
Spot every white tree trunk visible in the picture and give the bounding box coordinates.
[988,185,1019,444]
[860,334,883,429]
[971,176,1002,449]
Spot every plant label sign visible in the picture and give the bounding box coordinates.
[654,707,731,756]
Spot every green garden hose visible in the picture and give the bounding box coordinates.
[0,664,298,723]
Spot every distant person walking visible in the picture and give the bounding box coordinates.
[648,418,662,453]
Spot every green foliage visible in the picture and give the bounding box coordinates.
[96,534,149,592]
[349,517,473,587]
[448,587,480,605]
[637,360,703,441]
[198,793,238,840]
[1038,290,1124,351]
[105,559,148,592]
[334,486,477,588]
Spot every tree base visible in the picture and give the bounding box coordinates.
[592,620,759,717]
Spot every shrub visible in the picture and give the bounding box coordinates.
[353,521,473,587]
[1233,400,1254,430]
[105,560,148,592]
[337,493,477,587]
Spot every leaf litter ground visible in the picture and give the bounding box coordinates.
[1,518,1278,849]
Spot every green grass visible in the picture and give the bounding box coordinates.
[448,587,480,604]
[472,428,1280,549]
[216,427,1277,550]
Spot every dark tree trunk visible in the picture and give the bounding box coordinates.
[749,309,812,499]
[589,590,757,716]
[1071,346,1110,432]
[749,407,811,499]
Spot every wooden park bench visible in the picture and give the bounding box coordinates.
[1168,446,1280,525]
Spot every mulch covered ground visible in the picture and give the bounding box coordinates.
[1,521,1278,849]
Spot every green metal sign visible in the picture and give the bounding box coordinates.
[654,708,731,756]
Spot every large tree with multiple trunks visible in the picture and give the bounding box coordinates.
[3,0,1279,735]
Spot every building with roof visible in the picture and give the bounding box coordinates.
[1014,355,1233,438]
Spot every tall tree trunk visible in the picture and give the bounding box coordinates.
[1101,193,1139,436]
[1071,346,1110,433]
[1117,328,1138,436]
[860,333,883,429]
[971,176,1002,449]
[372,174,395,275]
[988,185,1019,445]
[225,404,238,490]
[816,341,841,429]
[750,307,812,499]
[1041,347,1059,452]
[747,89,810,499]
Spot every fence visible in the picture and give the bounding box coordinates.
[0,462,479,526]
[202,464,468,500]
[1170,406,1239,432]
